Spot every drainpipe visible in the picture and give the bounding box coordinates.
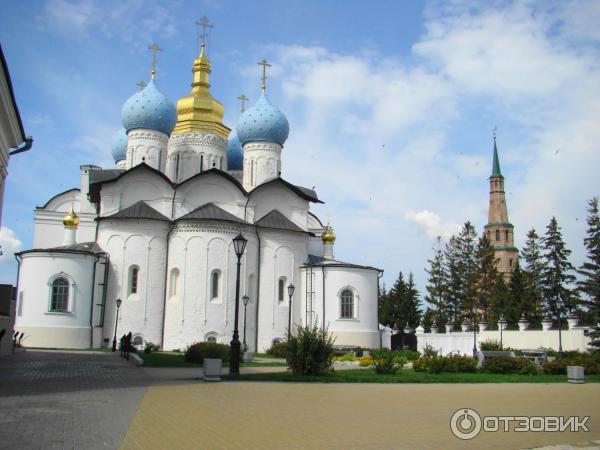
[253,225,261,352]
[378,270,383,349]
[89,255,100,348]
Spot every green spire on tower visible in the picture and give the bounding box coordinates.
[491,129,503,177]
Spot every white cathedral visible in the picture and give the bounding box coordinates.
[13,42,385,353]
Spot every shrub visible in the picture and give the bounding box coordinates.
[334,352,357,362]
[481,356,539,375]
[184,342,230,364]
[358,356,373,367]
[394,349,420,361]
[143,342,160,354]
[267,342,288,358]
[542,353,600,375]
[480,340,503,351]
[422,344,438,358]
[412,355,477,373]
[371,349,398,374]
[286,324,335,375]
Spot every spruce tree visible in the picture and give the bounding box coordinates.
[456,221,479,318]
[541,217,577,319]
[507,261,527,326]
[577,198,600,316]
[443,235,462,325]
[425,237,446,317]
[404,273,422,330]
[385,272,422,331]
[422,307,435,332]
[474,234,499,321]
[521,228,544,326]
[386,272,407,330]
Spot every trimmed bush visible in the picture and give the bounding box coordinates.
[480,340,502,351]
[184,342,230,364]
[372,349,399,374]
[144,342,160,354]
[267,342,288,358]
[412,355,477,373]
[542,353,600,375]
[286,324,335,375]
[481,356,539,375]
[422,344,439,358]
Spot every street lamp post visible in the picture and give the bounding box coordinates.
[242,295,250,353]
[112,298,122,352]
[471,312,478,358]
[499,313,505,350]
[229,233,247,378]
[557,298,564,360]
[287,284,295,341]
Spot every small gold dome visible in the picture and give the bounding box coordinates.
[63,207,80,229]
[321,225,336,244]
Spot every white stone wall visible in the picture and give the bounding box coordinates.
[242,141,282,190]
[126,129,169,172]
[14,251,103,349]
[416,328,593,356]
[97,219,169,349]
[299,266,381,350]
[166,132,227,182]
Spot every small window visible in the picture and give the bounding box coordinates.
[169,268,180,298]
[495,230,500,242]
[50,278,69,312]
[340,289,354,319]
[278,277,287,303]
[505,230,509,241]
[206,335,217,343]
[211,270,220,300]
[132,335,144,348]
[509,258,513,267]
[129,266,139,295]
[272,338,282,346]
[18,292,24,317]
[200,154,204,173]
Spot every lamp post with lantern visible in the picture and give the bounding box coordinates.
[287,284,295,341]
[229,233,247,377]
[112,298,122,352]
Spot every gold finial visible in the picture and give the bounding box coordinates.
[258,59,272,93]
[321,224,336,244]
[493,126,497,141]
[63,206,80,229]
[237,94,249,113]
[136,80,147,91]
[148,43,163,79]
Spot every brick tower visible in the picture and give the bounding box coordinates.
[484,134,519,280]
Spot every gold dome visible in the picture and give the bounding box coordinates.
[63,207,80,229]
[321,225,336,244]
[172,44,230,139]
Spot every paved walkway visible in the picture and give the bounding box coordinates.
[1,350,599,449]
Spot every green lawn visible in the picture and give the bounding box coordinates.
[237,368,600,383]
[139,352,286,368]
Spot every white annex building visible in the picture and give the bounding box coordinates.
[14,42,385,352]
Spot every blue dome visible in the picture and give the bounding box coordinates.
[121,79,177,135]
[236,93,289,146]
[111,128,127,162]
[227,129,243,170]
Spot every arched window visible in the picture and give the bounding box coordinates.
[50,278,70,312]
[169,268,180,298]
[210,270,221,300]
[132,335,144,348]
[340,289,354,319]
[205,333,218,343]
[129,266,139,295]
[278,277,287,303]
[495,230,500,242]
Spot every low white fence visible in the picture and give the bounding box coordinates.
[415,322,593,356]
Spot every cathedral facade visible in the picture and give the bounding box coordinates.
[13,44,384,352]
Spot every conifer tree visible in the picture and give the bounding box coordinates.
[421,307,435,332]
[385,272,422,331]
[443,235,462,325]
[425,237,446,315]
[507,261,527,326]
[541,217,577,319]
[474,234,499,321]
[521,228,544,326]
[404,273,422,330]
[456,221,479,317]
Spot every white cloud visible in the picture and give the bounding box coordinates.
[405,210,461,240]
[0,228,22,265]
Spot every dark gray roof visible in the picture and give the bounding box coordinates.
[256,210,305,233]
[304,254,382,272]
[178,203,246,223]
[102,201,170,221]
[17,241,105,256]
[294,185,320,202]
[89,169,124,185]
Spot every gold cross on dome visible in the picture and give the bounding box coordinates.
[136,80,147,90]
[196,16,213,47]
[237,94,249,112]
[258,59,272,93]
[148,43,163,79]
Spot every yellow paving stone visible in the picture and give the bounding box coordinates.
[121,382,600,450]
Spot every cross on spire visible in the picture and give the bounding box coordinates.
[257,59,271,93]
[148,43,163,79]
[493,125,497,141]
[196,16,213,52]
[237,94,249,113]
[136,80,147,91]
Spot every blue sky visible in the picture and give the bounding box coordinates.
[1,0,599,297]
